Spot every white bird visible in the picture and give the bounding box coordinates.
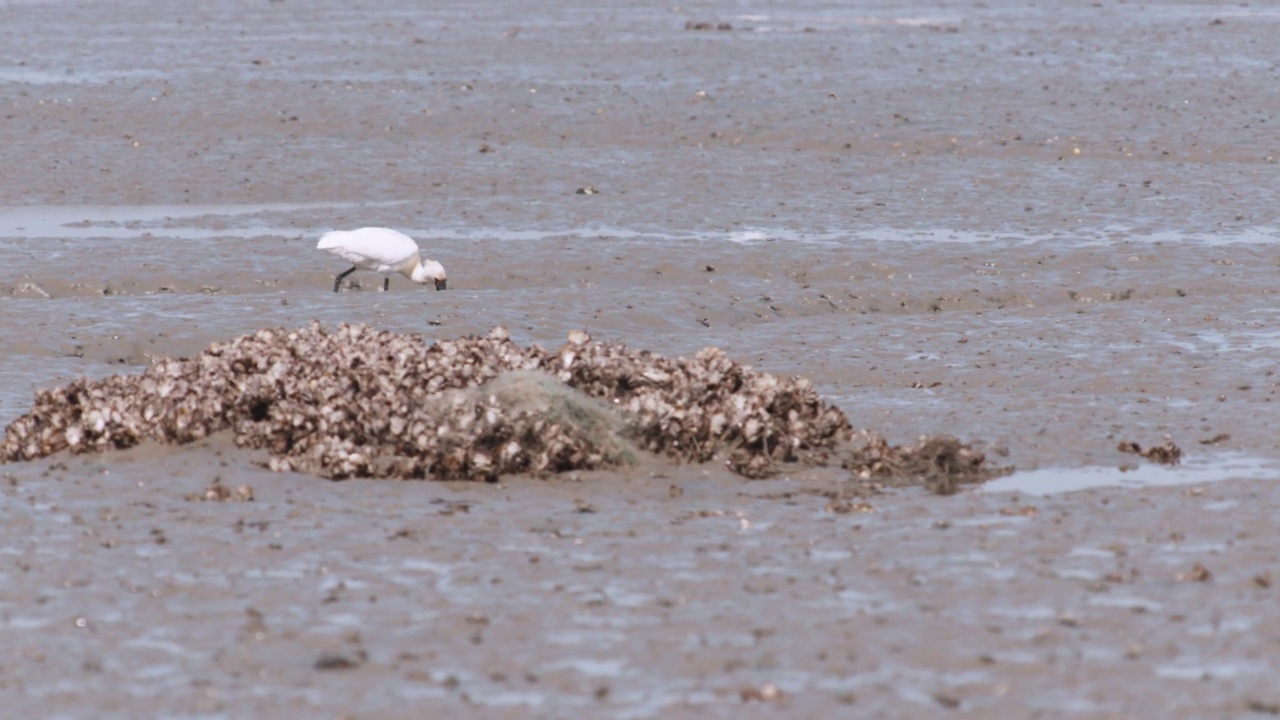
[317,227,448,293]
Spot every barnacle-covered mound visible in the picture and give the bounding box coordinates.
[1,323,853,480]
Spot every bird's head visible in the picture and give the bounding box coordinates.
[414,259,448,291]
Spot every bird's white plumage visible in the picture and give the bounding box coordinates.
[317,227,419,272]
[318,226,448,292]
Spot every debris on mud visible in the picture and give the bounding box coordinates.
[842,431,1007,495]
[314,652,364,671]
[1245,699,1280,716]
[1176,563,1213,583]
[739,683,782,702]
[685,20,734,32]
[186,480,254,502]
[1118,439,1183,465]
[824,498,876,514]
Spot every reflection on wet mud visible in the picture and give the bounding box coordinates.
[984,452,1279,496]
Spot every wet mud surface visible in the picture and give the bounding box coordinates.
[3,1,1280,717]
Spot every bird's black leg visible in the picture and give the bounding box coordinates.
[334,266,357,293]
[383,277,390,292]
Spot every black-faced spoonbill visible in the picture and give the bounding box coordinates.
[317,227,448,293]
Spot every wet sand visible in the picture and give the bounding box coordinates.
[3,1,1280,717]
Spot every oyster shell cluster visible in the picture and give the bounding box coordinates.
[842,430,1000,495]
[1,323,853,480]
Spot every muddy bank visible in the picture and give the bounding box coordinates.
[3,442,1278,719]
[3,0,1280,717]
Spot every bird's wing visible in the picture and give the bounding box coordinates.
[316,227,419,267]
